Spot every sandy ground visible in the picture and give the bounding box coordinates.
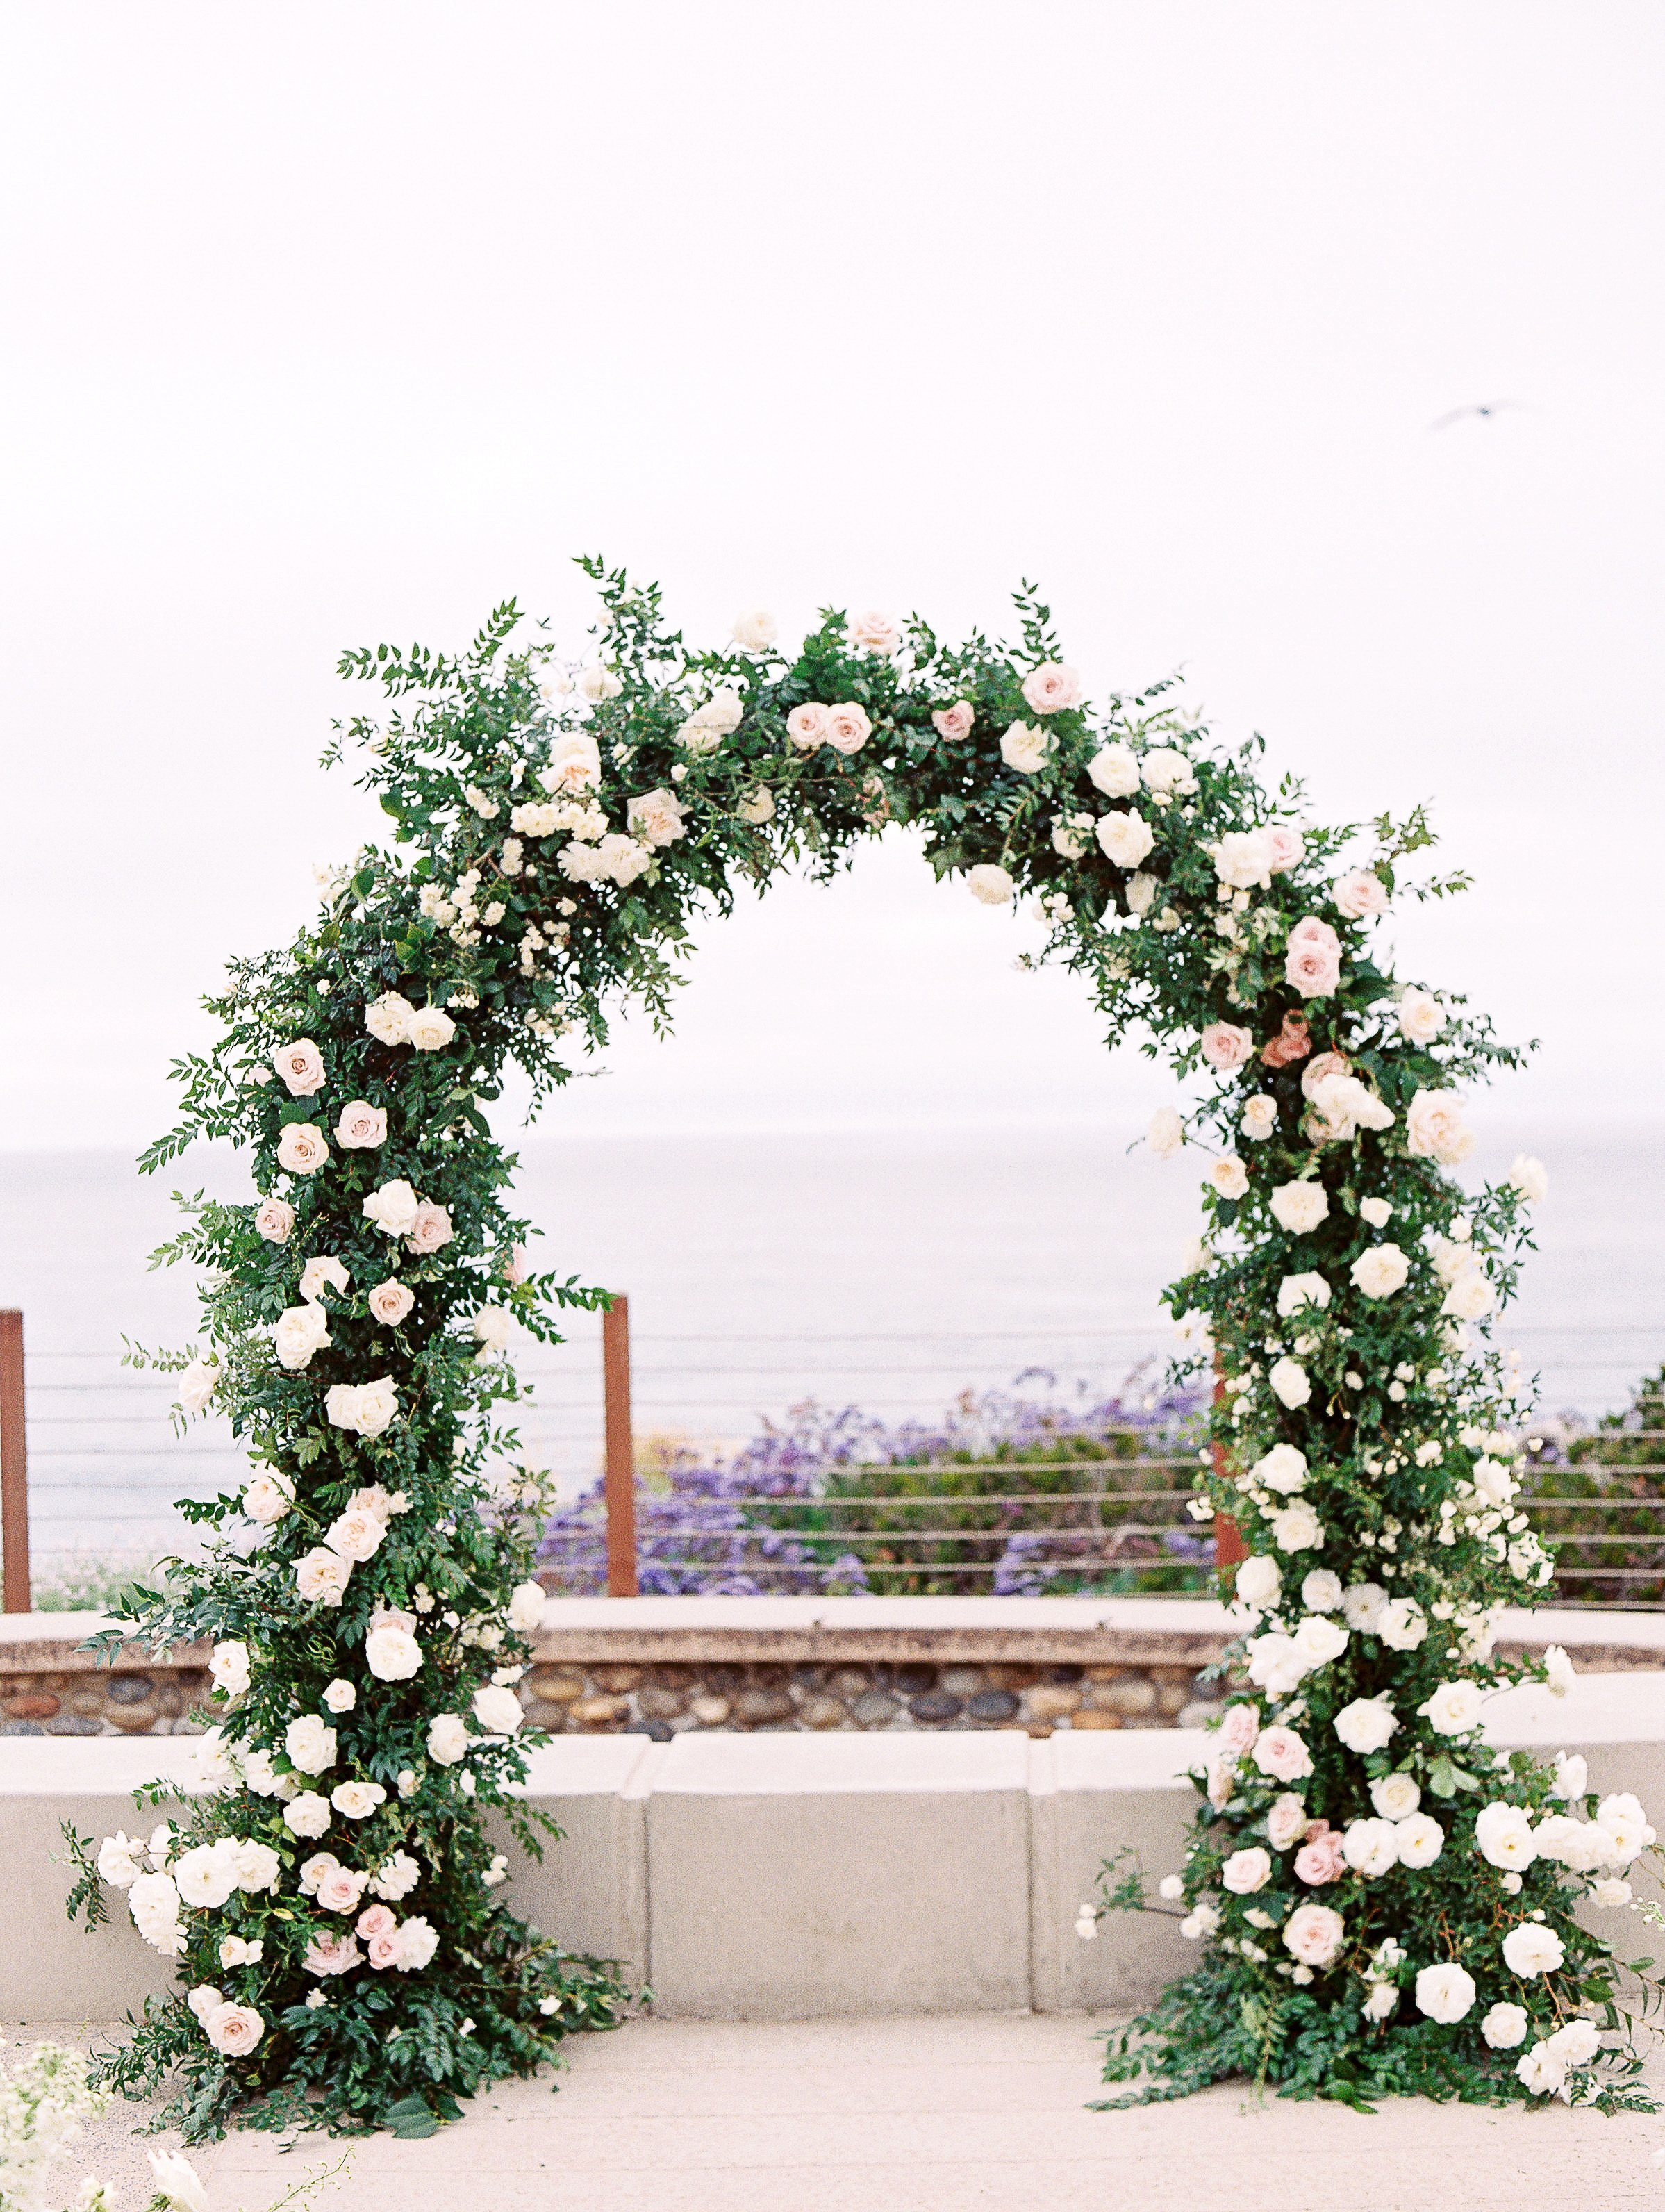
[13,2012,1665,2212]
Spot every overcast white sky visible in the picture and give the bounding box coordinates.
[1,2,1661,1150]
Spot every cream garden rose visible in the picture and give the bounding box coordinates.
[1096,810,1156,869]
[966,864,1014,905]
[1000,720,1051,774]
[276,1123,329,1175]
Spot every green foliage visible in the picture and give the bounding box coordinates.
[85,563,1655,2135]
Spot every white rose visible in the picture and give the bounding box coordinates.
[178,1360,219,1414]
[363,1179,420,1237]
[542,731,603,794]
[1376,1598,1427,1651]
[365,991,415,1046]
[353,1378,399,1437]
[1405,1088,1474,1165]
[1363,1982,1398,2022]
[1342,1819,1400,1878]
[1275,1273,1330,1317]
[1420,1680,1484,1736]
[408,1006,457,1053]
[1596,1791,1650,1861]
[366,1626,423,1681]
[1502,1922,1565,1977]
[1208,1157,1248,1200]
[578,663,622,702]
[210,1641,251,1699]
[472,1683,524,1735]
[1590,1878,1632,1908]
[1141,748,1198,796]
[324,1506,385,1564]
[966,864,1014,905]
[1509,1154,1550,1203]
[283,1792,332,1840]
[299,1255,352,1303]
[1096,810,1156,869]
[174,1844,238,1910]
[1086,743,1141,797]
[1349,1244,1410,1300]
[508,1580,547,1631]
[1475,1802,1538,1870]
[1292,1614,1348,1667]
[395,1916,439,1971]
[1442,1270,1496,1321]
[1147,1107,1185,1160]
[1270,1499,1323,1552]
[371,1851,421,1902]
[473,1307,513,1355]
[1234,1554,1282,1613]
[294,1546,353,1605]
[1370,1773,1421,1822]
[999,720,1051,775]
[738,787,775,824]
[97,1831,146,1887]
[129,1871,184,1955]
[331,1781,387,1819]
[1270,1181,1329,1235]
[286,1714,338,1775]
[1241,1096,1278,1144]
[273,1303,331,1371]
[1253,1442,1308,1495]
[1481,2001,1530,2049]
[1302,1569,1343,1612]
[1334,1698,1398,1754]
[1247,1632,1307,1696]
[1359,1196,1393,1228]
[1395,1813,1445,1868]
[427,1714,470,1765]
[1395,987,1446,1043]
[242,1470,295,1526]
[1125,871,1159,916]
[627,789,688,850]
[731,609,777,650]
[1211,829,1275,890]
[1222,1847,1273,1895]
[1268,1357,1311,1409]
[1552,1751,1588,1801]
[1414,1962,1475,2024]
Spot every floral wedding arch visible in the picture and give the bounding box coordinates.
[74,562,1658,2133]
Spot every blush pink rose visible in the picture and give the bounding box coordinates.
[824,703,872,755]
[254,1197,295,1244]
[1206,1758,1239,1810]
[406,1201,453,1255]
[273,1039,326,1096]
[931,700,975,741]
[1252,1726,1314,1783]
[1267,1792,1309,1851]
[334,1100,388,1150]
[1283,1902,1346,1968]
[367,1278,415,1326]
[1216,1702,1261,1758]
[1335,868,1389,919]
[1294,1826,1348,1885]
[315,1866,368,1914]
[1200,1023,1254,1073]
[1300,1050,1351,1100]
[1020,663,1083,716]
[1284,916,1342,998]
[302,1931,363,1977]
[1266,825,1306,873]
[846,611,900,656]
[356,1904,397,1940]
[786,702,829,750]
[1260,1013,1312,1068]
[367,1929,404,1971]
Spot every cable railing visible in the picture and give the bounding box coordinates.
[3,1305,1664,1612]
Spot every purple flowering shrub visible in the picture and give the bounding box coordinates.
[537,1371,1211,1596]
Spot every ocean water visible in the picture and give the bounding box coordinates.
[1,1120,1660,1565]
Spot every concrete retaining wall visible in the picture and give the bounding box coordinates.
[4,1672,1662,2024]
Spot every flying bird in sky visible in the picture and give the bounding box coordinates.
[1427,400,1527,431]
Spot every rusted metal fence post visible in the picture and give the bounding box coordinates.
[602,1296,638,1597]
[1,1311,29,1613]
[1211,1362,1246,1574]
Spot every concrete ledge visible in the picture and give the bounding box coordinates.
[5,1676,1663,2026]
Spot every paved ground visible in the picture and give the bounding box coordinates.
[17,2013,1665,2212]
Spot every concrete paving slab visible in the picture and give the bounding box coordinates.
[160,2012,1665,2212]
